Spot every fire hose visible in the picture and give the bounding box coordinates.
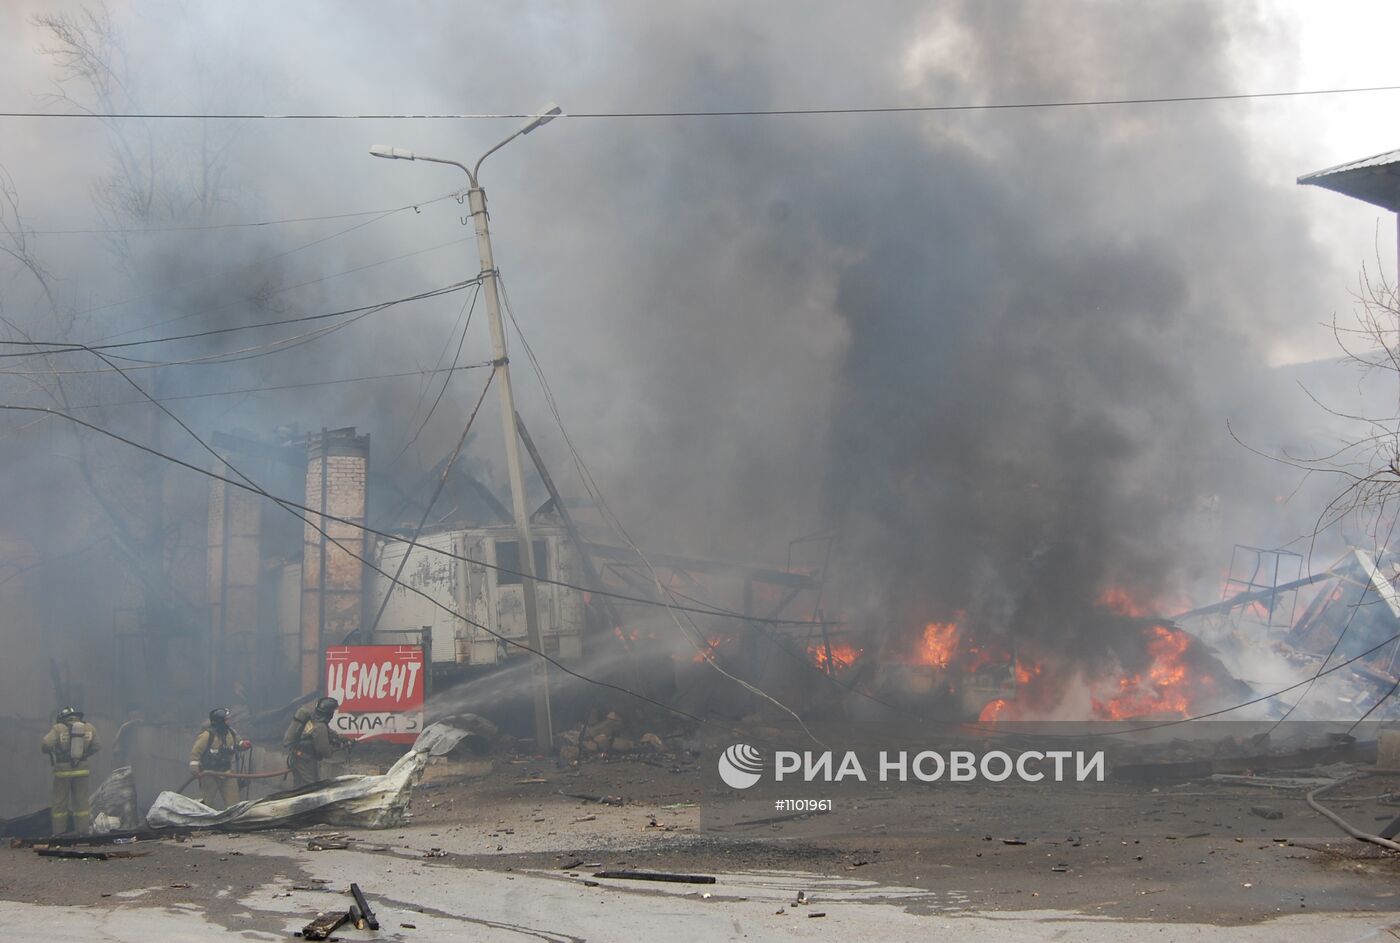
[1305,769,1400,854]
[177,768,291,793]
[178,738,350,792]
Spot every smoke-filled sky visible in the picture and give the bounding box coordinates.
[1,0,1399,649]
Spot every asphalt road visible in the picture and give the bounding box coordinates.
[2,755,1399,940]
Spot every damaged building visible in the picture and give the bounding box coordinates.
[201,425,591,710]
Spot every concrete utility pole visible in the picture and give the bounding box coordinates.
[369,103,562,752]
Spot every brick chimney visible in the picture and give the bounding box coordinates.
[300,427,370,694]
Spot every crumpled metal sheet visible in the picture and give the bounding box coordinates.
[90,765,140,833]
[144,722,470,831]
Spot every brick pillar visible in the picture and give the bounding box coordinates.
[208,476,262,703]
[300,428,370,694]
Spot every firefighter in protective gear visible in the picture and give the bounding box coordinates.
[287,697,341,787]
[189,708,245,810]
[40,707,100,834]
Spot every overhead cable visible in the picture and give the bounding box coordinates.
[0,277,481,357]
[3,84,1399,120]
[0,401,835,627]
[41,349,713,729]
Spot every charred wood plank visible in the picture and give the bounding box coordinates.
[349,883,379,930]
[34,848,148,860]
[298,910,350,940]
[592,870,716,884]
[12,828,186,848]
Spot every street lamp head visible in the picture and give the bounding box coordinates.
[519,103,562,136]
[369,144,416,161]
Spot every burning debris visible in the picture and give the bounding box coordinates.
[779,588,1254,724]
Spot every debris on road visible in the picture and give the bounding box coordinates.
[34,847,148,860]
[350,882,380,930]
[1210,773,1337,791]
[297,909,350,940]
[11,829,185,849]
[560,791,625,806]
[306,834,351,851]
[1250,805,1285,820]
[592,869,717,884]
[146,722,472,831]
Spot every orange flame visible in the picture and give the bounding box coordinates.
[1092,625,1196,720]
[917,621,960,667]
[692,636,726,663]
[1096,586,1150,618]
[979,698,1010,723]
[810,643,862,671]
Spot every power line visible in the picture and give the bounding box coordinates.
[3,84,1400,120]
[60,363,494,410]
[12,391,1380,737]
[388,283,481,466]
[494,275,1400,739]
[0,279,478,376]
[44,348,714,730]
[0,401,834,627]
[92,231,474,344]
[496,274,824,744]
[21,195,462,235]
[78,189,460,326]
[1080,627,1400,738]
[0,278,482,358]
[365,368,496,638]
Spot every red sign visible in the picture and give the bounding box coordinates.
[324,645,425,743]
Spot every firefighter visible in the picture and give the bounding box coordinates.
[287,696,341,787]
[40,707,100,835]
[189,708,245,810]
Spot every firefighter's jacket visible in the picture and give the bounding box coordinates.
[190,725,240,772]
[41,721,101,777]
[291,718,336,760]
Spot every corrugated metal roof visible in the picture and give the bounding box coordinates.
[1298,147,1400,212]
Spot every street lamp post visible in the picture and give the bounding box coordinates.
[370,103,562,752]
